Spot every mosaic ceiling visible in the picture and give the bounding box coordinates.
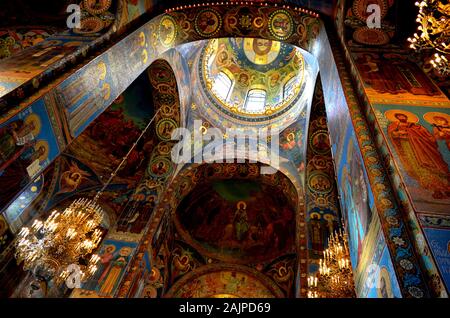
[202,38,305,118]
[175,175,297,264]
[176,38,317,130]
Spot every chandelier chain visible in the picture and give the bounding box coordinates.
[94,108,161,201]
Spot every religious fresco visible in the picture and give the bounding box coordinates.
[0,34,97,107]
[337,4,449,295]
[2,175,44,233]
[338,0,450,99]
[80,239,137,297]
[70,59,183,298]
[152,207,171,259]
[125,249,162,298]
[31,155,130,230]
[12,69,161,236]
[0,0,120,109]
[316,17,435,296]
[116,0,159,30]
[0,2,320,116]
[169,240,205,286]
[56,58,117,138]
[132,257,157,298]
[315,27,377,269]
[315,24,408,295]
[50,156,100,197]
[175,178,296,264]
[148,238,171,298]
[333,115,400,298]
[165,264,284,298]
[197,39,315,126]
[352,52,448,105]
[74,0,117,34]
[337,129,375,267]
[0,62,166,298]
[147,161,303,297]
[168,240,296,298]
[9,159,123,237]
[374,104,450,214]
[202,38,305,117]
[64,71,155,184]
[418,214,450,289]
[263,254,297,298]
[355,215,402,298]
[1,156,61,238]
[332,0,450,293]
[131,47,306,298]
[113,59,182,297]
[0,99,60,209]
[0,0,169,111]
[0,27,58,60]
[305,79,341,273]
[279,116,308,181]
[72,246,155,298]
[0,214,13,254]
[115,197,155,234]
[0,3,319,220]
[313,26,350,158]
[162,48,191,122]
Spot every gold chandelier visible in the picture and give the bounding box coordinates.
[15,199,104,285]
[408,1,450,76]
[307,229,355,298]
[14,109,161,286]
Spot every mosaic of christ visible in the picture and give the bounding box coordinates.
[176,179,296,263]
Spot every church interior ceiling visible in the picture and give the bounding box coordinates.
[0,0,449,300]
[153,161,301,298]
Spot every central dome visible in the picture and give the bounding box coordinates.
[201,38,305,119]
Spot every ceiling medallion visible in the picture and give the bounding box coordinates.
[74,17,105,34]
[253,17,264,29]
[159,15,178,48]
[352,27,390,46]
[239,14,253,30]
[268,10,294,41]
[194,8,223,38]
[156,118,178,141]
[148,156,173,179]
[83,0,112,15]
[307,171,333,195]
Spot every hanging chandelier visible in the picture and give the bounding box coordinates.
[14,109,160,286]
[407,1,450,76]
[15,199,104,285]
[307,229,355,298]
